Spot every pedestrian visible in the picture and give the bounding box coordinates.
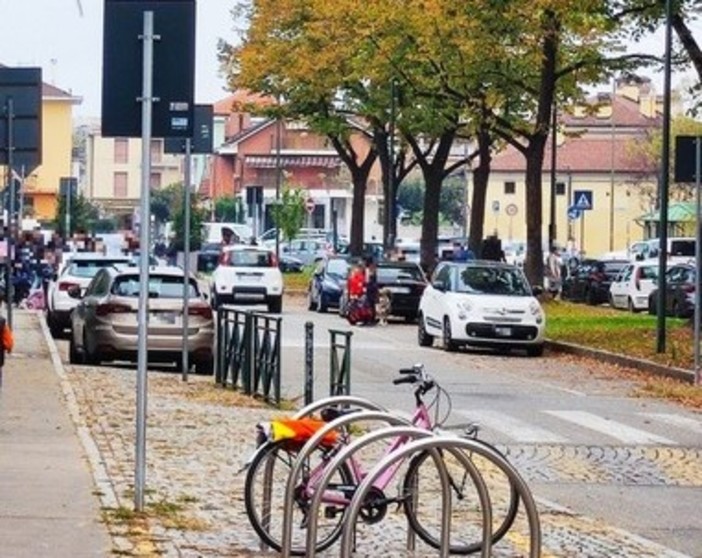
[365,258,379,325]
[218,227,235,265]
[0,313,14,389]
[545,245,562,298]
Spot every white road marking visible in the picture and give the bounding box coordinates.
[455,409,568,443]
[644,413,702,435]
[545,410,677,445]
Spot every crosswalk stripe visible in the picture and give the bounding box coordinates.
[455,409,568,443]
[545,410,676,445]
[644,413,702,435]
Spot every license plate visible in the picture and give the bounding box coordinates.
[234,292,265,300]
[494,326,512,337]
[152,311,177,324]
[388,286,410,294]
[237,273,261,282]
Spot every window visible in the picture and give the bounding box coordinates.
[149,172,162,190]
[113,172,128,198]
[150,139,163,163]
[556,182,566,196]
[114,139,129,164]
[504,181,516,195]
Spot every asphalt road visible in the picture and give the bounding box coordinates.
[278,298,702,557]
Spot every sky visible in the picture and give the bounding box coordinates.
[0,0,241,118]
[0,1,699,119]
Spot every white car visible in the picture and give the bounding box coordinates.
[417,261,546,356]
[210,245,284,313]
[609,261,659,312]
[46,252,132,338]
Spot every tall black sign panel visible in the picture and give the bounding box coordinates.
[164,104,214,154]
[0,67,42,172]
[102,0,196,138]
[674,136,701,183]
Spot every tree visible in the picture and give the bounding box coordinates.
[270,186,306,242]
[397,179,424,215]
[150,183,181,225]
[214,195,242,222]
[53,192,101,238]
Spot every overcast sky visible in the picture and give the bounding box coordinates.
[0,1,699,119]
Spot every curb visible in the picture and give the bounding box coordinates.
[38,312,122,510]
[545,339,695,384]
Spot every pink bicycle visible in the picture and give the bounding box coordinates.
[243,364,520,555]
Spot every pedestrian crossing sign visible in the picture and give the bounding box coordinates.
[573,190,593,210]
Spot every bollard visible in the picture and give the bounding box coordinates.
[304,321,314,405]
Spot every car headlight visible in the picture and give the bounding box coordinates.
[529,300,545,324]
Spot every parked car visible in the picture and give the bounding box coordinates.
[308,256,351,312]
[209,245,284,313]
[609,262,659,312]
[561,258,628,305]
[68,265,214,373]
[647,263,696,318]
[633,236,695,264]
[339,261,428,321]
[417,260,545,356]
[46,252,133,338]
[279,238,334,266]
[278,254,304,273]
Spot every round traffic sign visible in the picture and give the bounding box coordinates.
[305,197,315,214]
[505,203,518,217]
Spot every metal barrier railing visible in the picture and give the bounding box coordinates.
[250,312,282,405]
[329,329,352,396]
[215,306,281,405]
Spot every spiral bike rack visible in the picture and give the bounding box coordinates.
[304,425,491,558]
[280,410,413,558]
[340,435,542,558]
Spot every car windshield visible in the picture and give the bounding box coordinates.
[326,259,349,277]
[378,266,424,282]
[227,250,273,267]
[456,266,531,296]
[112,275,199,298]
[66,259,129,278]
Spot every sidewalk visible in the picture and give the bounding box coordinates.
[0,310,112,558]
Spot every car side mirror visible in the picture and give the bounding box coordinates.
[432,280,445,292]
[67,285,82,299]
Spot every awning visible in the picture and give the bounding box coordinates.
[636,201,697,223]
[246,155,342,169]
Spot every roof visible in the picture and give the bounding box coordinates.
[637,202,697,223]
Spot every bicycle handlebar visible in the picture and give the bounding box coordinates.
[399,368,416,375]
[392,376,416,385]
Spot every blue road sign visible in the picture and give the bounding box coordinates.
[567,206,582,221]
[573,190,593,210]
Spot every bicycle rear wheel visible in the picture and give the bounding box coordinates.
[244,439,354,555]
[402,444,520,554]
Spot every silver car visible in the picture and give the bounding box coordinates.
[69,266,214,373]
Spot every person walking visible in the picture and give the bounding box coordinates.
[545,245,562,298]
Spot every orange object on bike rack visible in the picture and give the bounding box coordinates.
[271,417,339,448]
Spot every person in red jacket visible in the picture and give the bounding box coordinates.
[347,261,366,299]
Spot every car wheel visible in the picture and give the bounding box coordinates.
[210,290,219,311]
[317,293,328,313]
[82,331,99,365]
[194,358,214,375]
[47,312,63,338]
[585,288,597,306]
[526,344,545,357]
[268,296,283,314]
[442,317,458,352]
[648,295,657,315]
[627,297,638,313]
[68,331,81,364]
[417,314,433,347]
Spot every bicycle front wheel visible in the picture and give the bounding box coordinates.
[244,439,354,555]
[402,445,520,554]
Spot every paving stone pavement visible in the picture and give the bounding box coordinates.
[20,306,697,557]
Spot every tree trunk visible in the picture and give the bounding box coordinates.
[523,143,547,285]
[349,169,367,256]
[421,168,443,271]
[469,126,492,255]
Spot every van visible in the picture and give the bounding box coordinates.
[202,222,253,244]
[635,237,695,264]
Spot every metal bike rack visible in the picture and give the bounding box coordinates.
[291,394,386,419]
[280,410,412,558]
[340,436,543,558]
[304,425,491,558]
